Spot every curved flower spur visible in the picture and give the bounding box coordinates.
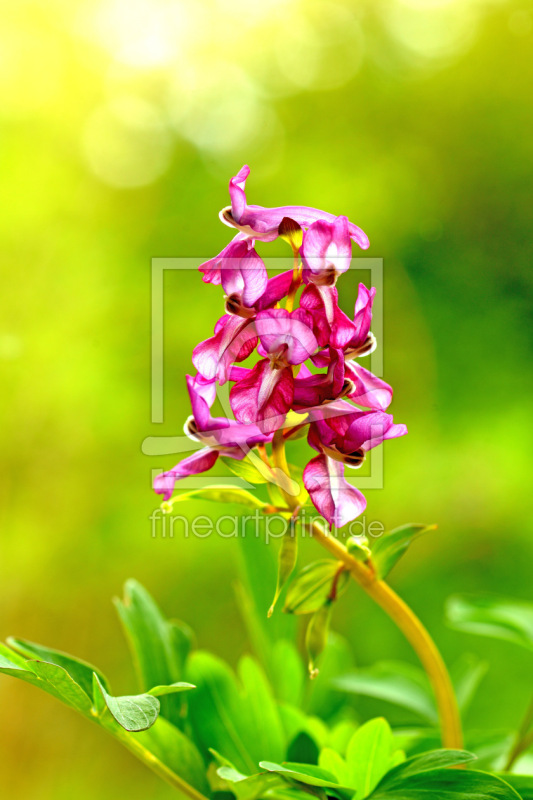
[153,166,463,750]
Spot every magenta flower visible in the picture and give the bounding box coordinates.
[199,236,268,310]
[345,283,377,358]
[301,216,352,286]
[302,348,392,411]
[293,348,347,409]
[153,448,220,501]
[155,167,407,532]
[298,402,406,528]
[220,165,370,250]
[300,284,355,350]
[230,308,318,433]
[192,314,257,384]
[184,374,272,449]
[254,269,294,311]
[344,361,393,410]
[154,375,272,500]
[308,402,408,467]
[303,455,367,530]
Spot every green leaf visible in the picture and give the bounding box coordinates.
[0,642,44,682]
[269,526,298,617]
[93,673,160,732]
[332,661,438,724]
[7,636,110,697]
[371,768,521,800]
[371,524,436,579]
[237,519,296,661]
[238,655,286,765]
[114,580,193,724]
[496,774,533,800]
[270,639,305,706]
[217,766,280,800]
[287,732,319,765]
[186,651,265,774]
[305,632,355,719]
[278,703,328,754]
[135,715,210,796]
[326,720,359,758]
[451,654,488,715]
[0,643,94,715]
[319,747,351,786]
[306,605,332,678]
[221,456,271,484]
[284,560,349,615]
[446,594,533,651]
[259,761,348,792]
[345,718,395,797]
[27,660,94,713]
[147,682,196,696]
[164,486,268,512]
[377,749,476,782]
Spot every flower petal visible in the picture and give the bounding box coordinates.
[217,240,268,307]
[300,285,355,348]
[186,374,218,430]
[229,164,250,222]
[153,448,220,500]
[345,362,393,410]
[230,358,294,434]
[192,315,257,384]
[220,166,369,249]
[293,348,345,409]
[344,411,408,452]
[255,308,318,365]
[198,233,248,286]
[349,283,376,349]
[255,269,294,310]
[303,454,366,529]
[301,216,352,284]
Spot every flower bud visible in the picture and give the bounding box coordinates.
[346,536,372,561]
[306,603,332,679]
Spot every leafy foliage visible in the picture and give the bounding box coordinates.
[333,655,488,724]
[283,560,349,615]
[0,581,531,799]
[371,524,437,579]
[446,594,533,651]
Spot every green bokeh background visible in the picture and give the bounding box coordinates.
[1,0,532,796]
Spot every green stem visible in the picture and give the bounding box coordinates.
[504,694,533,771]
[97,713,209,800]
[271,436,463,750]
[310,521,463,749]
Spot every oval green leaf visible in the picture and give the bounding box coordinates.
[284,560,349,615]
[93,673,160,732]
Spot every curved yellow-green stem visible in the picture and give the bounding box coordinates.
[271,432,463,750]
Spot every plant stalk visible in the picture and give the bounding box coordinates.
[271,436,463,750]
[308,520,463,749]
[504,693,533,772]
[115,727,209,800]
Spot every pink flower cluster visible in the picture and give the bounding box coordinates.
[154,166,407,529]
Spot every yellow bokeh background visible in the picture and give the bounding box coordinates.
[1,0,532,796]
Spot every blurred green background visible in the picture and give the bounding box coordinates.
[1,0,532,796]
